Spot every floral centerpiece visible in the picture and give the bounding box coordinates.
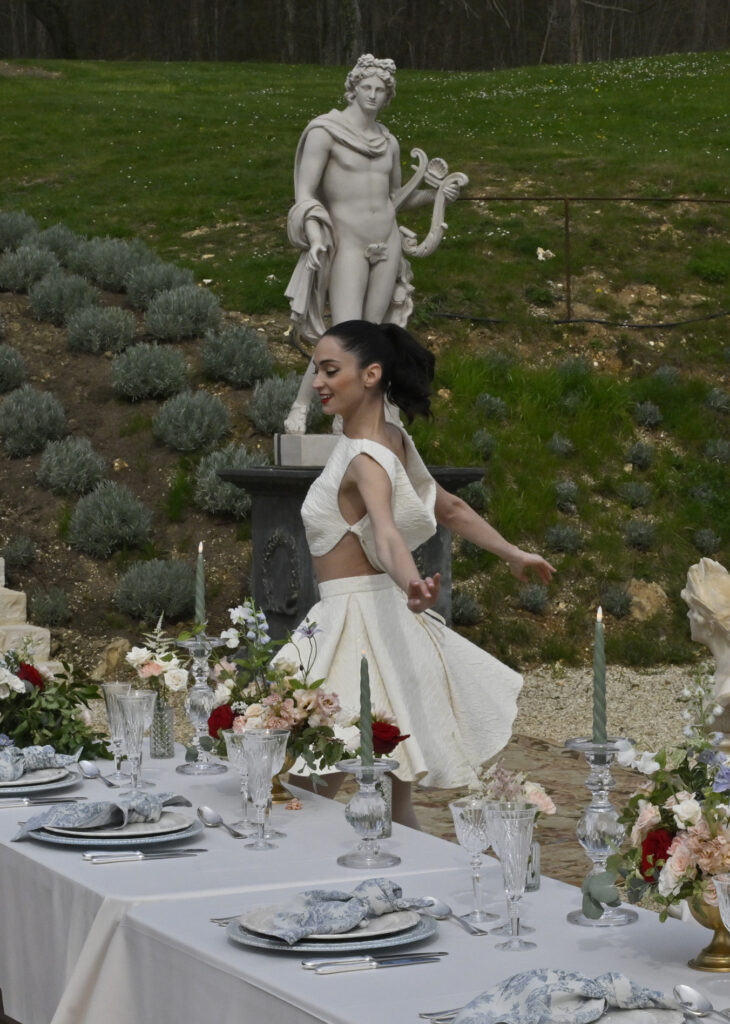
[586,668,730,922]
[205,602,348,775]
[0,638,107,757]
[472,759,557,818]
[125,616,190,703]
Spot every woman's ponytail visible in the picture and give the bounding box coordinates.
[379,323,434,422]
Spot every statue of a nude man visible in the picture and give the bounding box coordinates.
[284,54,465,434]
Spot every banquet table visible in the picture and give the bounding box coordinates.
[1,750,729,1024]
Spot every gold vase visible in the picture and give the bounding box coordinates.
[687,894,730,972]
[271,753,296,804]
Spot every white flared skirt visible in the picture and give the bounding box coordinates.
[275,574,522,789]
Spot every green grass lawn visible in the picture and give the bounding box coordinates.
[1,52,729,668]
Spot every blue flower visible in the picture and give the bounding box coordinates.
[712,764,730,793]
[294,621,322,640]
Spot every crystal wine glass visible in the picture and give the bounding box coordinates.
[129,687,157,788]
[713,874,730,932]
[101,681,131,782]
[449,798,499,925]
[489,802,537,951]
[118,692,155,798]
[240,729,290,851]
[222,728,255,837]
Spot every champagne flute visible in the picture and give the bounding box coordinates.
[118,692,155,797]
[129,687,157,788]
[101,682,131,782]
[222,729,255,837]
[240,729,290,851]
[489,802,537,951]
[449,798,499,925]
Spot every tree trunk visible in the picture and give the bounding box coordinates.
[25,0,77,57]
[569,0,583,63]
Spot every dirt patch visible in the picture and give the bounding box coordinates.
[0,61,62,78]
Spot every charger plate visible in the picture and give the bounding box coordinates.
[226,914,436,954]
[45,810,192,839]
[25,818,203,848]
[241,907,420,941]
[0,774,80,798]
[0,768,69,788]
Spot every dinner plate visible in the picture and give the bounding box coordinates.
[0,767,69,788]
[24,818,203,848]
[241,906,420,941]
[0,773,81,798]
[44,810,192,839]
[227,914,437,954]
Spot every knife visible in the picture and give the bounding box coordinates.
[313,955,442,974]
[0,797,88,808]
[82,848,206,863]
[302,951,449,969]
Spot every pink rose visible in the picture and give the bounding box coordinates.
[630,800,662,846]
[523,781,556,816]
[139,661,165,678]
[232,715,247,734]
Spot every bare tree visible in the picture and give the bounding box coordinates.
[25,0,77,57]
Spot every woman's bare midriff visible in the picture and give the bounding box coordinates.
[311,533,380,583]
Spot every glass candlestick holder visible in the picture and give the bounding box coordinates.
[565,737,638,927]
[336,757,401,869]
[175,633,228,776]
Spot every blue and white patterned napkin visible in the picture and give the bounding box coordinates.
[12,792,192,840]
[453,970,681,1024]
[244,878,428,945]
[0,744,81,782]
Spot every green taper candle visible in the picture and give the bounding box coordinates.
[359,653,374,766]
[195,541,205,626]
[592,606,607,744]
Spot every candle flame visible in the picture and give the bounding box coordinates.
[198,541,204,554]
[597,606,603,622]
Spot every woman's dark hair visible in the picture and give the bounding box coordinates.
[326,320,434,422]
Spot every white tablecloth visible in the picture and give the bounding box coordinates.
[0,749,466,1024]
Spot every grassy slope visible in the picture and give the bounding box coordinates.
[1,53,729,669]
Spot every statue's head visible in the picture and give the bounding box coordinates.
[344,54,397,107]
[681,558,730,644]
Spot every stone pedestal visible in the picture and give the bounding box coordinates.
[218,464,484,639]
[0,556,54,665]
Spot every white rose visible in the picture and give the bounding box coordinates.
[4,668,25,694]
[673,797,702,829]
[634,751,660,775]
[163,668,189,693]
[245,703,264,718]
[0,680,10,700]
[126,646,153,668]
[219,628,240,650]
[335,704,360,728]
[615,739,636,768]
[77,706,93,727]
[228,605,247,625]
[657,860,683,899]
[212,682,234,707]
[276,657,299,676]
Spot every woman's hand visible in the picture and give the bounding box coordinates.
[407,573,441,613]
[505,551,556,585]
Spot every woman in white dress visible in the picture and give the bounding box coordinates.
[282,320,555,826]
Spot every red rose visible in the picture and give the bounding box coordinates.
[372,721,410,755]
[208,704,234,738]
[18,663,44,690]
[640,827,673,882]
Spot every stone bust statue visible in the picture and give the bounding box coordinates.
[681,558,730,705]
[283,53,467,435]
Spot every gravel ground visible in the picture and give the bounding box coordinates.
[515,662,703,751]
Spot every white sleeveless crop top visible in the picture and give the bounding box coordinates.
[301,426,437,572]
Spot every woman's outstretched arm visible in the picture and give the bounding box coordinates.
[434,484,556,584]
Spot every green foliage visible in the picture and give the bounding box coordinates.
[248,372,319,435]
[114,558,195,621]
[67,236,156,291]
[518,583,549,615]
[194,443,269,519]
[0,343,26,393]
[652,366,680,386]
[145,284,222,340]
[451,588,481,626]
[625,441,654,470]
[624,519,656,551]
[0,210,38,251]
[545,524,582,553]
[458,480,490,512]
[0,384,68,457]
[706,388,730,414]
[693,528,721,556]
[705,439,730,464]
[66,304,136,354]
[549,433,575,458]
[554,478,578,513]
[125,260,195,309]
[688,245,730,284]
[37,436,107,495]
[618,481,651,509]
[68,481,153,558]
[0,244,60,292]
[111,342,189,401]
[201,324,275,388]
[475,393,507,420]
[162,462,194,522]
[28,270,99,326]
[1,535,36,579]
[632,401,662,428]
[153,390,231,451]
[600,583,632,619]
[472,429,496,460]
[29,586,72,627]
[35,223,85,261]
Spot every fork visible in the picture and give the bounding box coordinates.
[210,915,239,926]
[419,1007,463,1021]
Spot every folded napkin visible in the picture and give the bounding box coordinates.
[12,792,191,840]
[244,878,428,945]
[453,970,682,1024]
[0,743,81,782]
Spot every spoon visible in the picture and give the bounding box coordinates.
[419,896,488,936]
[78,760,119,788]
[674,984,730,1021]
[197,805,243,838]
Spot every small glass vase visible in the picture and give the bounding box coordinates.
[565,737,638,928]
[336,757,401,868]
[149,703,175,759]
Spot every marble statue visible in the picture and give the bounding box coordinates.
[681,558,730,705]
[283,54,468,435]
